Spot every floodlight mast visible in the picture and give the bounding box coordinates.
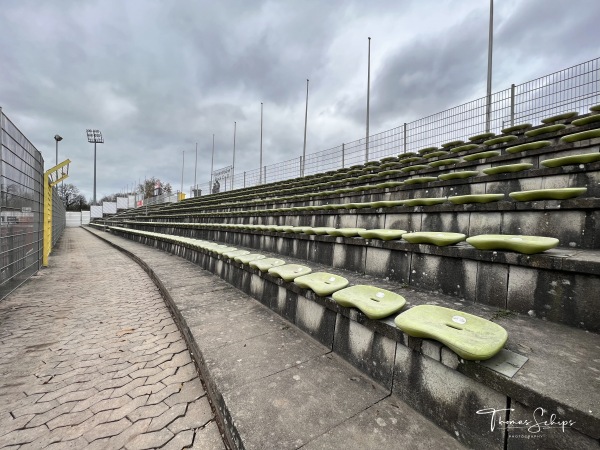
[86,129,104,205]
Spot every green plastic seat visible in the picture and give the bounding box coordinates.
[422,150,449,159]
[571,115,600,126]
[249,257,287,271]
[541,153,600,167]
[482,135,518,146]
[463,151,500,161]
[212,245,235,254]
[373,181,404,189]
[400,164,428,173]
[293,272,349,296]
[332,285,406,319]
[559,129,600,143]
[403,232,466,246]
[466,234,559,254]
[223,249,251,259]
[509,187,587,201]
[268,264,312,281]
[326,228,367,237]
[292,226,313,233]
[357,229,407,240]
[394,305,508,360]
[506,141,551,154]
[311,227,337,235]
[448,194,504,204]
[398,156,424,164]
[482,163,533,175]
[370,200,407,208]
[441,140,464,148]
[438,171,479,181]
[428,158,460,168]
[468,132,495,142]
[280,226,296,233]
[540,111,578,123]
[404,197,447,206]
[524,124,566,137]
[404,177,438,185]
[234,253,266,264]
[501,123,532,134]
[590,104,600,112]
[418,146,438,155]
[343,202,375,210]
[450,144,479,153]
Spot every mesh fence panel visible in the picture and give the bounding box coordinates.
[0,109,45,300]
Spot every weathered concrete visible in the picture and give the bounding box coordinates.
[0,228,225,449]
[86,227,468,449]
[102,225,600,445]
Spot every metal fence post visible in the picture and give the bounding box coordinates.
[403,123,407,153]
[244,171,246,188]
[342,143,345,168]
[510,83,516,127]
[299,156,303,177]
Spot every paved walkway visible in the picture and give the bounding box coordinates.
[0,228,226,449]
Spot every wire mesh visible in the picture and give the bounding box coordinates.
[0,110,45,300]
[189,57,600,195]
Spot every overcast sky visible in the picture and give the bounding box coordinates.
[1,0,599,201]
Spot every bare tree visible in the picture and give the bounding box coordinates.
[57,183,89,211]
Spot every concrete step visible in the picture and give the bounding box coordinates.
[99,226,600,448]
[85,227,467,450]
[119,221,600,331]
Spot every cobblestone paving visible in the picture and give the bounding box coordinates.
[0,228,225,449]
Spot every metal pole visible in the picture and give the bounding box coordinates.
[366,37,371,162]
[244,171,246,188]
[232,121,236,190]
[299,156,303,177]
[485,0,494,133]
[302,79,309,177]
[510,83,515,126]
[260,102,264,184]
[194,142,198,194]
[403,123,407,153]
[55,139,58,167]
[342,143,345,168]
[93,142,97,205]
[181,150,185,199]
[210,134,215,194]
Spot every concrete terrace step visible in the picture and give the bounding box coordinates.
[95,226,600,448]
[84,227,467,450]
[113,220,600,331]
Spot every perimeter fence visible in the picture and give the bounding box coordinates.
[0,108,45,299]
[191,57,600,196]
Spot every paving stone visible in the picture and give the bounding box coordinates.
[147,402,187,432]
[167,397,214,433]
[47,409,94,430]
[0,425,48,447]
[90,395,132,414]
[127,402,169,423]
[162,429,195,450]
[107,394,149,422]
[82,417,131,442]
[25,402,75,428]
[146,383,182,406]
[0,229,221,450]
[190,422,227,450]
[125,427,174,450]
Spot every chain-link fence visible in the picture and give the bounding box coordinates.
[0,108,45,299]
[186,56,599,197]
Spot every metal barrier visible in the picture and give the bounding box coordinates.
[0,108,45,299]
[188,57,599,195]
